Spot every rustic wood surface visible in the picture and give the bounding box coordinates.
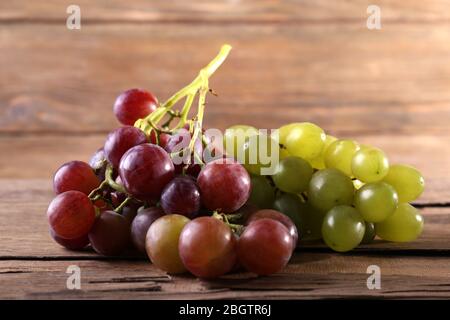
[0,0,449,299]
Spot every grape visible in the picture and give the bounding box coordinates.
[88,210,130,256]
[179,217,237,278]
[308,168,354,213]
[242,134,280,175]
[375,203,424,242]
[149,132,171,149]
[322,205,365,252]
[361,222,376,244]
[89,148,107,180]
[248,175,275,209]
[160,176,201,218]
[146,214,190,274]
[352,147,389,182]
[277,123,297,160]
[284,122,326,160]
[324,139,360,177]
[131,207,166,254]
[197,158,251,213]
[53,161,100,195]
[238,218,293,275]
[104,126,148,169]
[121,205,139,224]
[47,191,96,239]
[354,182,398,222]
[273,193,324,241]
[50,228,89,250]
[246,209,298,249]
[309,135,337,169]
[119,144,175,201]
[113,88,158,126]
[223,125,258,160]
[382,164,425,203]
[272,156,313,194]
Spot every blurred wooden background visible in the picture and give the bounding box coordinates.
[0,0,449,299]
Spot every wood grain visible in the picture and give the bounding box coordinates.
[2,23,450,133]
[1,254,449,299]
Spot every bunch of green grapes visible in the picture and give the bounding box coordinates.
[226,122,425,252]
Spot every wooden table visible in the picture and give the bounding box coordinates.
[0,1,449,299]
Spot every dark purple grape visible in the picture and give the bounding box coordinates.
[53,161,100,195]
[238,218,293,275]
[113,88,158,126]
[50,228,89,251]
[197,158,251,213]
[119,144,175,201]
[246,209,298,250]
[47,191,96,239]
[130,207,165,253]
[88,211,130,256]
[160,176,201,218]
[104,126,148,169]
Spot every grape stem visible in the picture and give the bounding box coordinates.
[105,165,127,194]
[114,197,133,213]
[212,211,244,234]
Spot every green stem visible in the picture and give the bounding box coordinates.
[105,165,127,194]
[114,197,133,213]
[88,180,108,200]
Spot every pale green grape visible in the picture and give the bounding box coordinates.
[309,135,337,169]
[272,193,324,241]
[284,122,326,160]
[248,175,275,209]
[308,168,355,213]
[322,205,365,252]
[277,123,296,160]
[352,147,389,182]
[382,164,425,203]
[361,221,376,244]
[223,125,258,160]
[354,182,398,222]
[375,203,424,242]
[243,134,280,175]
[272,156,313,193]
[324,139,360,177]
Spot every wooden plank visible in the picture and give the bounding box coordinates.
[0,178,448,259]
[0,134,447,205]
[2,0,450,23]
[1,254,449,299]
[2,24,450,133]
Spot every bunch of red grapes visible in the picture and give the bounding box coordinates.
[47,47,297,277]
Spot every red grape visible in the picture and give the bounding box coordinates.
[50,228,89,251]
[238,218,293,275]
[104,126,148,169]
[146,214,190,274]
[119,144,175,201]
[131,207,165,253]
[53,160,100,195]
[178,217,237,278]
[88,210,130,256]
[197,158,251,213]
[246,209,298,250]
[89,147,107,180]
[150,131,171,149]
[160,176,201,218]
[113,88,158,125]
[47,191,96,239]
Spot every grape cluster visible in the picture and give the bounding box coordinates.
[239,122,425,252]
[46,45,425,280]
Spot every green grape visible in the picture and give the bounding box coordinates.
[352,147,389,182]
[375,203,424,242]
[322,205,365,252]
[223,125,258,160]
[354,182,398,222]
[272,193,323,241]
[324,139,360,177]
[308,168,355,213]
[277,123,296,160]
[272,156,313,194]
[248,175,275,209]
[243,134,280,175]
[361,221,376,244]
[284,122,326,160]
[309,135,337,170]
[382,164,425,203]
